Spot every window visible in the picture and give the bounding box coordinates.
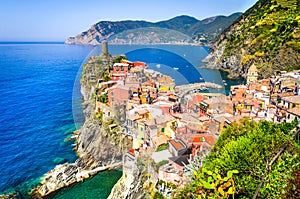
[111,91,114,96]
[111,98,114,102]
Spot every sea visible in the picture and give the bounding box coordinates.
[0,42,243,198]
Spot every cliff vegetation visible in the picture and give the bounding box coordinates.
[205,0,300,79]
[174,119,300,199]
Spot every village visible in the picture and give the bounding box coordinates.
[91,43,300,195]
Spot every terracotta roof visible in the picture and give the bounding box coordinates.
[198,115,210,122]
[128,114,140,121]
[172,112,183,119]
[274,92,295,98]
[128,149,135,157]
[287,107,300,116]
[188,94,206,106]
[282,95,300,104]
[155,114,176,125]
[169,139,186,151]
[186,133,215,146]
[145,118,156,126]
[142,80,156,86]
[225,115,244,124]
[152,135,169,146]
[135,109,149,115]
[187,122,208,132]
[181,113,199,123]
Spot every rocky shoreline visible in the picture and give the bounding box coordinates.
[31,160,121,198]
[28,56,129,198]
[202,45,245,80]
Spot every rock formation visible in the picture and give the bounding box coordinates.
[31,55,129,198]
[204,0,300,79]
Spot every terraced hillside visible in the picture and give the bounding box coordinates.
[205,0,300,79]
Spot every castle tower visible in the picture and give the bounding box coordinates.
[247,64,258,84]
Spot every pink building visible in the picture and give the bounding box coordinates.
[107,84,129,106]
[111,63,130,80]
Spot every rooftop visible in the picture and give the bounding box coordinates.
[287,107,300,116]
[185,133,215,146]
[169,139,186,151]
[282,95,300,104]
[169,155,190,167]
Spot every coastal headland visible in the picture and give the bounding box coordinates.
[26,43,224,198]
[2,41,299,198]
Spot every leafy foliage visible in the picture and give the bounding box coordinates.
[174,168,238,199]
[156,160,169,169]
[156,143,168,152]
[204,118,300,198]
[113,55,127,63]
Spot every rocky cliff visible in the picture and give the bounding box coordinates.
[65,14,242,45]
[108,154,158,199]
[31,56,130,198]
[204,0,300,79]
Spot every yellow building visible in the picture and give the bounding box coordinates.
[247,64,259,84]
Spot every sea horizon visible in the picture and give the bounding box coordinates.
[0,41,65,44]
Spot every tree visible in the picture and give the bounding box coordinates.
[203,119,299,198]
[175,167,238,199]
[113,55,128,63]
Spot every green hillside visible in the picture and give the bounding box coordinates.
[207,0,300,78]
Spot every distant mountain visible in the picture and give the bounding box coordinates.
[65,14,242,45]
[204,0,300,79]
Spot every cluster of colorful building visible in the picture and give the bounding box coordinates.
[229,64,300,125]
[95,51,300,188]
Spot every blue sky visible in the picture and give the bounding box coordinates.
[0,0,257,41]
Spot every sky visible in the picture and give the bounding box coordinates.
[0,0,258,41]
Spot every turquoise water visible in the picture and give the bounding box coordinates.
[48,170,122,199]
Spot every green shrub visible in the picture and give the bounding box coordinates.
[156,143,168,152]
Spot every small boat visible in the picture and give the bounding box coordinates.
[200,86,208,91]
[173,67,179,70]
[156,64,161,68]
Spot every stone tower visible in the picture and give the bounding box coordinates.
[247,64,258,84]
[101,41,108,56]
[99,41,111,66]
